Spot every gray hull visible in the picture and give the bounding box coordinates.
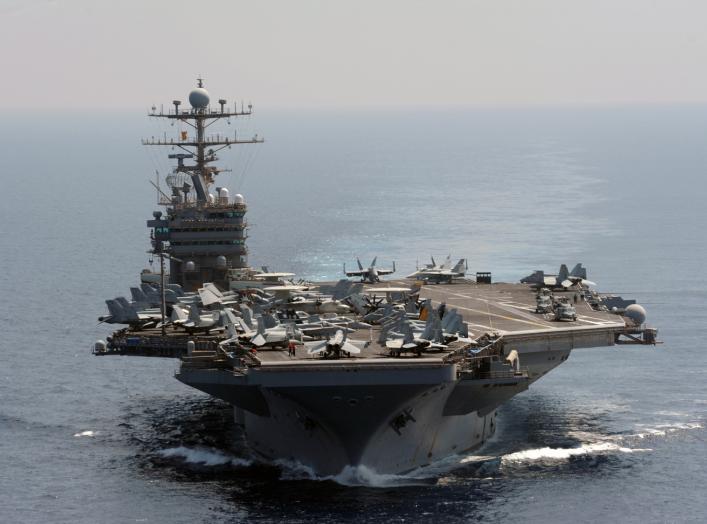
[242,384,496,475]
[178,358,531,475]
[176,326,615,475]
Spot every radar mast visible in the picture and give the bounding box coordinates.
[143,78,263,202]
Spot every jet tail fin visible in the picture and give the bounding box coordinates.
[105,299,124,322]
[452,259,466,275]
[241,305,254,329]
[223,309,240,338]
[130,287,149,304]
[420,312,434,340]
[171,305,188,323]
[256,315,266,335]
[188,305,201,324]
[115,297,140,322]
[570,263,587,279]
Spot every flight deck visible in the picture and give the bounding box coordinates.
[101,279,639,366]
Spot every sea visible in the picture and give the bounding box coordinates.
[1,104,705,523]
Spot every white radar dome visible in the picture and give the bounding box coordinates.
[218,187,230,198]
[185,260,196,272]
[189,87,210,108]
[624,304,647,325]
[216,255,228,268]
[233,193,245,204]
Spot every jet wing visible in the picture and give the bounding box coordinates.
[305,340,329,355]
[198,287,222,306]
[251,334,267,347]
[341,341,363,354]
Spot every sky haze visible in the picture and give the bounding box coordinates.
[2,0,706,109]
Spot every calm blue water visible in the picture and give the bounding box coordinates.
[1,106,705,523]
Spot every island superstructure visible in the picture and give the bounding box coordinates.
[143,78,262,291]
[95,81,659,476]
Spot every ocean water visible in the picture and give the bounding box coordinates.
[1,105,705,523]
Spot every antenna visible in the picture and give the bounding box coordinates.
[143,82,264,203]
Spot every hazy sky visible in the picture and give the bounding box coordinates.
[2,0,707,109]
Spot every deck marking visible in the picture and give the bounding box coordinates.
[421,288,556,330]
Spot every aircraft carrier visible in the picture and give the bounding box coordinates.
[95,81,658,476]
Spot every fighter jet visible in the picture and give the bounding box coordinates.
[283,312,370,337]
[344,257,396,283]
[563,263,596,288]
[304,329,367,358]
[249,315,292,348]
[171,304,221,333]
[521,263,596,290]
[423,255,451,270]
[100,298,162,327]
[198,282,239,306]
[407,258,468,283]
[384,309,448,356]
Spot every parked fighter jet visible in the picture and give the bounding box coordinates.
[100,298,161,327]
[249,315,292,348]
[563,263,596,287]
[385,321,444,356]
[282,312,370,337]
[407,258,468,283]
[423,255,451,270]
[384,308,448,356]
[344,257,396,283]
[521,263,596,290]
[171,304,221,333]
[198,282,239,306]
[305,329,366,358]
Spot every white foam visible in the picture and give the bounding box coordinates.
[631,421,703,439]
[73,430,96,437]
[275,459,436,487]
[249,419,705,486]
[501,442,650,463]
[274,458,319,480]
[267,437,655,486]
[331,464,427,487]
[158,446,252,467]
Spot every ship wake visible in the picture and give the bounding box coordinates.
[158,446,253,468]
